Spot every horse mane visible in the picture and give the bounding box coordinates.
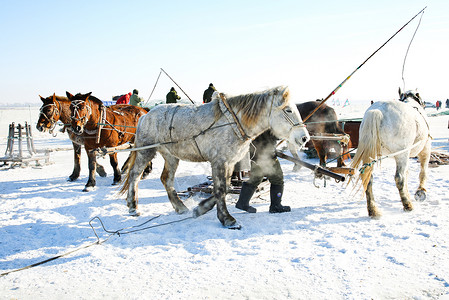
[213,86,289,127]
[54,95,69,102]
[73,93,104,106]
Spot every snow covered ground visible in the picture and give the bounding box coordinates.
[0,103,448,299]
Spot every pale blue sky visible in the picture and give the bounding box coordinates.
[0,0,446,105]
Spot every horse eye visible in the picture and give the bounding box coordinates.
[285,108,292,113]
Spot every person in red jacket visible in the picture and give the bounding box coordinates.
[116,92,132,104]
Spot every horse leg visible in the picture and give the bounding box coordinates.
[288,142,302,172]
[394,154,413,212]
[126,149,156,215]
[160,156,189,214]
[110,153,121,185]
[415,142,430,201]
[215,165,237,227]
[314,141,326,167]
[141,161,153,180]
[194,164,237,227]
[365,173,381,218]
[69,142,81,181]
[83,150,97,192]
[96,161,107,177]
[337,142,347,167]
[121,154,152,179]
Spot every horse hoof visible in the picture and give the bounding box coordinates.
[83,186,95,192]
[368,209,381,219]
[112,181,120,186]
[403,203,414,212]
[176,206,189,214]
[192,207,202,218]
[222,218,240,229]
[226,223,242,230]
[414,190,426,202]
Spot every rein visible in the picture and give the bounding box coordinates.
[218,93,250,141]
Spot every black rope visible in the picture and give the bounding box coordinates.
[402,8,425,90]
[0,214,194,277]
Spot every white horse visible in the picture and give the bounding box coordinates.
[351,89,431,218]
[120,86,310,228]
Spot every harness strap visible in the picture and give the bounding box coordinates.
[218,93,249,141]
[169,106,180,142]
[96,104,106,143]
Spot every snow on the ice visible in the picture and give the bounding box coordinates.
[1,103,448,299]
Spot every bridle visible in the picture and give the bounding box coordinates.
[399,91,425,108]
[70,99,92,131]
[282,107,306,128]
[39,101,60,133]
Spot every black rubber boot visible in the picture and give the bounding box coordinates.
[236,182,257,213]
[269,184,291,213]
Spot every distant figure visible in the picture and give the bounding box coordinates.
[129,89,143,107]
[203,83,216,103]
[370,100,374,105]
[446,99,449,108]
[436,100,441,111]
[166,87,180,104]
[115,92,132,104]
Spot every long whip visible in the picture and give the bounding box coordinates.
[302,6,427,122]
[160,68,195,104]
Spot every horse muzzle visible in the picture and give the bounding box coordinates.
[294,134,310,150]
[72,125,84,135]
[36,124,47,133]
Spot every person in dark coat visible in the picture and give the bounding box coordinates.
[129,89,143,106]
[166,87,180,104]
[235,130,290,213]
[203,83,216,103]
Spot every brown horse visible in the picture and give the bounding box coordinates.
[67,92,150,191]
[296,101,350,168]
[36,94,107,181]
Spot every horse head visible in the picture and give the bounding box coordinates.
[268,86,310,150]
[398,87,425,108]
[37,93,61,133]
[67,91,93,135]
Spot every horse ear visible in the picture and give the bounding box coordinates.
[52,93,56,102]
[39,95,45,102]
[66,92,74,99]
[85,92,92,101]
[282,87,290,101]
[398,87,402,96]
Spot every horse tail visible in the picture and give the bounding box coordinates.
[350,109,383,192]
[119,150,137,195]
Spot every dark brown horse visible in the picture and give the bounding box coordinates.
[296,101,350,168]
[67,92,150,191]
[36,94,107,181]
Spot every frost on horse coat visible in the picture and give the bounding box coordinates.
[351,90,431,218]
[121,86,310,228]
